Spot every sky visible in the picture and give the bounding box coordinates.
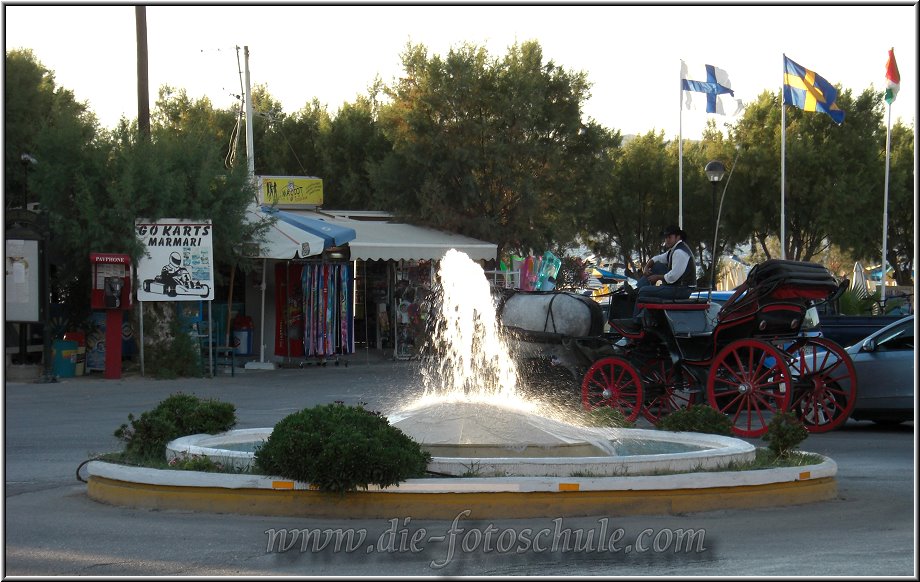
[4,4,918,140]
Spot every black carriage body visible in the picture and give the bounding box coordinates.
[584,260,857,437]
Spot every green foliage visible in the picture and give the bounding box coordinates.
[144,314,203,379]
[114,393,237,462]
[762,412,808,459]
[372,40,619,258]
[582,406,635,428]
[837,288,878,315]
[656,404,733,435]
[556,256,590,291]
[167,451,225,472]
[254,403,431,493]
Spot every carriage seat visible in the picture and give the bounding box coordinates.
[634,298,718,337]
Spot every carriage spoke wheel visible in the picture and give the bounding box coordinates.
[784,337,857,433]
[581,356,643,422]
[637,359,698,425]
[707,339,791,437]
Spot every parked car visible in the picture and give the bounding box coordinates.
[846,315,914,425]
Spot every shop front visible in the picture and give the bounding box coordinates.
[279,210,497,359]
[241,205,356,368]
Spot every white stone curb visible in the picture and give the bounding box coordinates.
[87,454,836,494]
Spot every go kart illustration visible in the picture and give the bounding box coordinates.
[142,252,211,298]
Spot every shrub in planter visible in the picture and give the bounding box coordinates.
[656,404,733,435]
[114,393,237,461]
[762,412,808,458]
[254,403,431,493]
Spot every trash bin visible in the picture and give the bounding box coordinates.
[52,339,78,378]
[63,331,86,376]
[231,315,253,356]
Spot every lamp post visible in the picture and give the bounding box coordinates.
[21,153,37,209]
[705,160,726,291]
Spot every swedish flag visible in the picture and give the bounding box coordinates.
[783,55,845,124]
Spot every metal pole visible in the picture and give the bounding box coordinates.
[260,258,267,363]
[880,104,892,304]
[40,231,55,382]
[780,58,787,261]
[710,182,717,290]
[207,300,213,377]
[244,46,255,180]
[678,66,684,228]
[139,300,145,376]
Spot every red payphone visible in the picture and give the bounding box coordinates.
[90,253,132,310]
[90,254,132,379]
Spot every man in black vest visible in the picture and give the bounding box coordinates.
[633,225,696,315]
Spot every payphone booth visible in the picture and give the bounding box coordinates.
[90,253,132,379]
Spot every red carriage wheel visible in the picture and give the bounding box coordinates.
[638,359,698,425]
[707,339,791,437]
[581,356,643,422]
[784,337,858,433]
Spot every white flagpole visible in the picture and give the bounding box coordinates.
[780,56,787,261]
[679,62,684,228]
[880,103,892,303]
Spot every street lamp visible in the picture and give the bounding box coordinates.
[21,153,37,209]
[705,160,726,291]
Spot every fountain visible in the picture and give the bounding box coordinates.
[167,250,755,476]
[90,250,836,518]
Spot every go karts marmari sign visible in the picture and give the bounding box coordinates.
[135,219,214,301]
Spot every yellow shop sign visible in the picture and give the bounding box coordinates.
[259,176,323,207]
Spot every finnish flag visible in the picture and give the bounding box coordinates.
[680,60,744,116]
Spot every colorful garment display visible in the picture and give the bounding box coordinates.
[302,263,353,357]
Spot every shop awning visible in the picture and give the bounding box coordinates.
[243,205,324,259]
[281,210,497,262]
[261,205,356,248]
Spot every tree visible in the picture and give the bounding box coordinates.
[371,41,613,259]
[581,131,673,278]
[255,90,330,179]
[321,95,393,209]
[5,49,95,211]
[729,87,886,262]
[679,122,746,287]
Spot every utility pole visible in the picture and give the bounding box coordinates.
[135,6,150,139]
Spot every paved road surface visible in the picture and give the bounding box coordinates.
[3,357,915,576]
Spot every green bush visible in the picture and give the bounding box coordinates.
[838,288,877,316]
[656,404,733,435]
[762,412,808,458]
[254,403,431,493]
[582,406,635,428]
[168,452,225,472]
[146,317,202,379]
[114,393,237,461]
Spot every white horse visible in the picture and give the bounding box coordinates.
[497,291,611,380]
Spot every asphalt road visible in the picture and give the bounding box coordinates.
[3,356,916,576]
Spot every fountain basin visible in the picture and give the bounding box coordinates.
[166,426,755,477]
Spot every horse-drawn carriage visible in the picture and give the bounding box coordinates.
[500,259,857,437]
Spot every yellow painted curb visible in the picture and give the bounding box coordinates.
[88,475,836,519]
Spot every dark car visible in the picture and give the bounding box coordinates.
[846,315,915,425]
